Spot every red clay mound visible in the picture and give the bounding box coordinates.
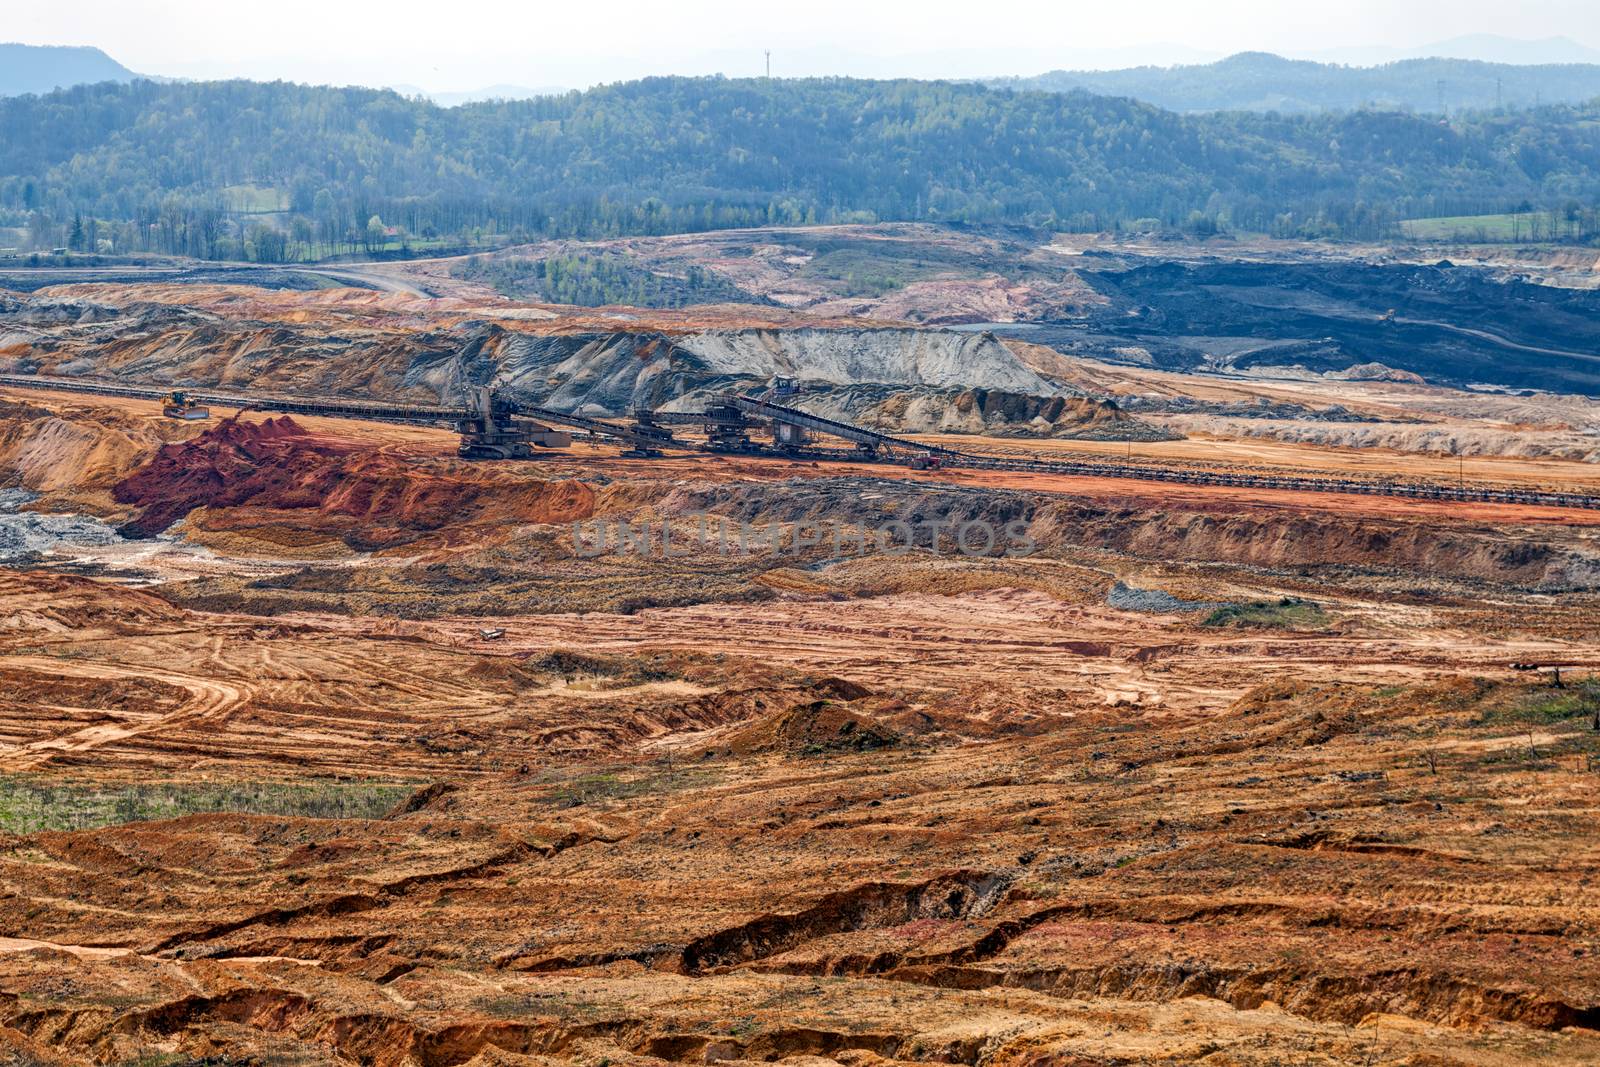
[113,416,594,545]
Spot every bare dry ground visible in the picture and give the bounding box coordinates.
[0,387,1596,1065]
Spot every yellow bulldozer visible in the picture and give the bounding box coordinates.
[161,390,211,420]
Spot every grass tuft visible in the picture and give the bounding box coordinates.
[1201,597,1328,630]
[0,778,416,834]
[1478,680,1600,727]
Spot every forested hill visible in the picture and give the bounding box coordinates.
[4,76,1600,259]
[999,52,1600,114]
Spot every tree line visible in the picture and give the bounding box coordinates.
[4,76,1600,259]
[452,252,765,306]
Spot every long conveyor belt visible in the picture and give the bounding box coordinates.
[722,394,966,456]
[0,373,697,450]
[1,373,1595,511]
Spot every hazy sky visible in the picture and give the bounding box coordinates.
[9,0,1600,91]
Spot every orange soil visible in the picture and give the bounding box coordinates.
[7,384,1595,529]
[0,566,1596,1063]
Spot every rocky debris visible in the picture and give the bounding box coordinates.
[1105,580,1230,614]
[674,327,1051,393]
[113,416,330,537]
[857,387,1174,440]
[0,488,125,562]
[460,323,1152,438]
[1161,415,1600,462]
[1329,361,1428,384]
[1118,394,1415,423]
[0,292,120,325]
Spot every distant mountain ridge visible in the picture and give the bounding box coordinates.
[0,43,135,96]
[1312,34,1600,67]
[997,51,1600,114]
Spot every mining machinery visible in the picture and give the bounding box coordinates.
[161,390,210,420]
[454,386,572,459]
[1,373,1598,512]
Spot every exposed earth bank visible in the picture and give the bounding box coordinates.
[16,408,1584,599]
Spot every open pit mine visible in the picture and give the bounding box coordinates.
[0,234,1598,1066]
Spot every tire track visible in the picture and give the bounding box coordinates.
[0,655,251,771]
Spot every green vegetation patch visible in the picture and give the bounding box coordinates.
[796,246,955,296]
[1477,679,1600,727]
[1201,597,1329,630]
[0,777,416,833]
[1400,211,1583,242]
[451,252,762,308]
[222,183,289,214]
